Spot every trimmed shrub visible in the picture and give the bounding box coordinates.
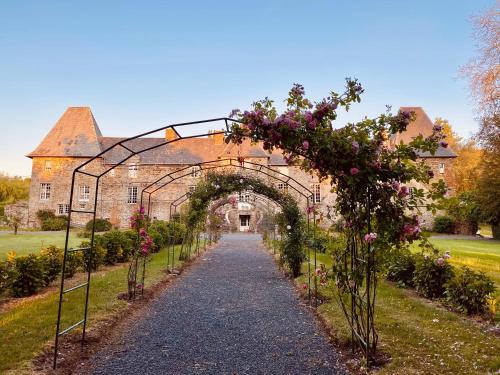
[11,254,45,297]
[166,221,187,245]
[40,216,67,231]
[0,258,15,294]
[81,241,106,271]
[413,253,454,298]
[433,216,454,234]
[95,231,133,265]
[36,209,56,222]
[444,266,496,315]
[85,218,112,233]
[77,230,91,238]
[64,252,83,278]
[387,252,416,287]
[39,245,63,285]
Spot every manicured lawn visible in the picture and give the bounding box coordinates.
[299,237,500,374]
[425,238,500,289]
[0,231,81,258]
[0,245,187,374]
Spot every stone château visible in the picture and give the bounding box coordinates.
[24,107,456,230]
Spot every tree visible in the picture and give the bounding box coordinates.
[461,4,500,237]
[435,118,483,193]
[6,215,22,235]
[435,117,462,151]
[460,3,499,118]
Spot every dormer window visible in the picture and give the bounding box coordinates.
[44,160,52,171]
[128,163,138,178]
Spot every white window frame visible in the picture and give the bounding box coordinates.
[311,183,321,204]
[438,163,445,174]
[128,186,138,204]
[191,166,201,177]
[79,203,86,209]
[44,160,52,171]
[40,183,51,200]
[58,203,70,215]
[128,163,138,178]
[239,191,251,202]
[79,185,90,201]
[277,182,288,194]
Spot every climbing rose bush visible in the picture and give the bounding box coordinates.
[226,79,447,361]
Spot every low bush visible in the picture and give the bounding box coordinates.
[95,231,133,265]
[85,218,112,232]
[64,252,83,278]
[433,216,454,234]
[10,254,45,297]
[39,246,63,285]
[0,257,15,294]
[386,252,416,287]
[36,209,56,222]
[413,253,454,298]
[81,241,106,271]
[444,266,496,315]
[77,230,91,238]
[40,216,67,231]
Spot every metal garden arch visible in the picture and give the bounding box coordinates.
[53,118,317,368]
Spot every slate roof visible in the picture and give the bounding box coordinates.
[27,107,103,158]
[392,106,456,158]
[29,106,456,164]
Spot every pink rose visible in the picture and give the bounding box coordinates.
[350,167,359,175]
[364,232,377,243]
[302,140,310,150]
[351,141,360,153]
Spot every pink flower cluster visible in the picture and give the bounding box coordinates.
[130,205,145,228]
[364,232,377,243]
[315,266,328,286]
[139,227,153,256]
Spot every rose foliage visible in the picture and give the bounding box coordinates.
[226,79,447,359]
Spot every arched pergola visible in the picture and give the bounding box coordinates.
[53,118,316,369]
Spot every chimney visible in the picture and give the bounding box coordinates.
[210,129,225,145]
[165,128,178,142]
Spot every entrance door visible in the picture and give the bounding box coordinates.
[239,215,250,232]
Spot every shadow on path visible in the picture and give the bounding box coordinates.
[90,233,346,375]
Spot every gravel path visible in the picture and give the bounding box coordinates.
[90,233,346,375]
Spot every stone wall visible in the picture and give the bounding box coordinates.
[4,200,29,227]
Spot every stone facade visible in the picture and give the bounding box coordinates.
[25,107,456,230]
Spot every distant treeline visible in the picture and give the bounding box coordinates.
[0,173,30,204]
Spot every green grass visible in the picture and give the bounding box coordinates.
[415,238,500,297]
[0,245,187,374]
[299,238,500,374]
[0,231,82,258]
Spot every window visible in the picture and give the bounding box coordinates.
[79,185,90,201]
[438,163,445,174]
[128,163,138,178]
[277,183,288,194]
[191,166,201,177]
[188,185,196,193]
[311,183,321,203]
[58,204,70,215]
[79,203,86,209]
[128,186,138,204]
[409,187,416,198]
[239,191,250,202]
[40,183,51,200]
[44,160,52,171]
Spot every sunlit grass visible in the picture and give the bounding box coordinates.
[0,231,81,258]
[298,237,500,374]
[0,245,185,373]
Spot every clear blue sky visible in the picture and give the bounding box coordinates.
[0,0,493,176]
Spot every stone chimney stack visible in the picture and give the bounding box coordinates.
[210,129,225,145]
[165,128,178,142]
